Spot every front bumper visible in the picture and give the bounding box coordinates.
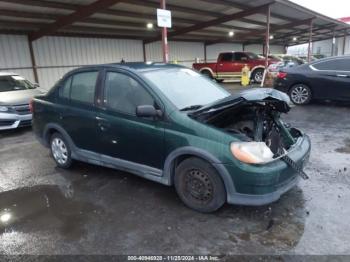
[223,135,311,206]
[0,112,32,130]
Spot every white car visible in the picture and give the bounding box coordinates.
[0,72,44,130]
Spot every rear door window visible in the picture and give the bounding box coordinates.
[312,58,350,71]
[220,53,234,62]
[69,71,99,104]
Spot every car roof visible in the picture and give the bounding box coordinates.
[0,72,18,76]
[310,55,350,64]
[72,62,186,73]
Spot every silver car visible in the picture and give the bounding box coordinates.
[0,72,43,130]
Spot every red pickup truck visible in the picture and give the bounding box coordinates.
[193,52,278,83]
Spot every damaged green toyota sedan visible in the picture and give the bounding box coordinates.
[32,63,311,213]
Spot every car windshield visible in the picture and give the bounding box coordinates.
[0,75,35,92]
[246,52,260,60]
[142,68,230,110]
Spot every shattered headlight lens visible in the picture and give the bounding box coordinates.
[0,106,8,112]
[230,142,274,164]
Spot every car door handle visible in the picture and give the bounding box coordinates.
[95,116,110,131]
[95,116,106,121]
[337,74,348,78]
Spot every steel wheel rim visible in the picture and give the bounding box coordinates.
[51,138,68,165]
[291,86,309,104]
[184,169,213,204]
[255,71,263,82]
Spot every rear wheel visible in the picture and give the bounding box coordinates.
[200,70,213,79]
[50,133,73,168]
[289,84,312,105]
[174,157,226,213]
[251,68,264,83]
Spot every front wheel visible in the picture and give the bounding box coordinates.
[174,157,226,213]
[289,84,312,105]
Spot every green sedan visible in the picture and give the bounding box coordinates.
[32,63,311,213]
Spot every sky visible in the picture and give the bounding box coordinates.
[290,0,350,19]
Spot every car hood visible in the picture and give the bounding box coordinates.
[0,89,44,105]
[190,88,291,118]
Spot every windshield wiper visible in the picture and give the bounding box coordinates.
[180,105,203,111]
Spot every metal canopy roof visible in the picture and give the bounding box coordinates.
[0,0,349,46]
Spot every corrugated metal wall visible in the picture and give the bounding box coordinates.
[1,34,287,90]
[206,43,243,61]
[33,36,144,89]
[146,41,204,67]
[245,44,285,55]
[0,34,34,82]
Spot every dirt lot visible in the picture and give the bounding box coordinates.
[0,84,350,256]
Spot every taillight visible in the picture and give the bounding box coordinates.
[277,72,288,79]
[29,99,34,113]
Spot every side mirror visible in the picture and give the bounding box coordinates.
[33,83,40,88]
[136,105,163,118]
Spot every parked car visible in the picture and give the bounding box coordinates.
[32,63,310,213]
[274,56,350,105]
[0,72,43,130]
[193,52,279,83]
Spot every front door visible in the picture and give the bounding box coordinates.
[96,70,165,169]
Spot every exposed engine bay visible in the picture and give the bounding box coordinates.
[202,101,302,158]
[189,89,309,179]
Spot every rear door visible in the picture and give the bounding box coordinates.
[333,58,350,100]
[232,52,250,73]
[309,59,346,100]
[96,70,165,169]
[216,53,238,80]
[57,69,101,151]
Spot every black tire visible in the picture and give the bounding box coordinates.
[174,157,226,213]
[288,84,312,105]
[200,70,213,79]
[251,68,264,83]
[215,79,224,83]
[50,132,73,169]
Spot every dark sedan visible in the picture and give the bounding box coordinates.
[274,56,350,105]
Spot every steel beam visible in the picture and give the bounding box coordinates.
[145,2,274,44]
[331,29,336,56]
[205,18,311,46]
[27,36,39,83]
[307,19,314,62]
[29,0,123,41]
[265,5,271,70]
[343,30,347,55]
[160,0,169,63]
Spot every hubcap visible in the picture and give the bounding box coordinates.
[51,138,68,165]
[254,71,263,82]
[185,169,213,203]
[291,86,309,104]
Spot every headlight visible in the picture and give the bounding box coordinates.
[0,106,8,112]
[230,142,274,164]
